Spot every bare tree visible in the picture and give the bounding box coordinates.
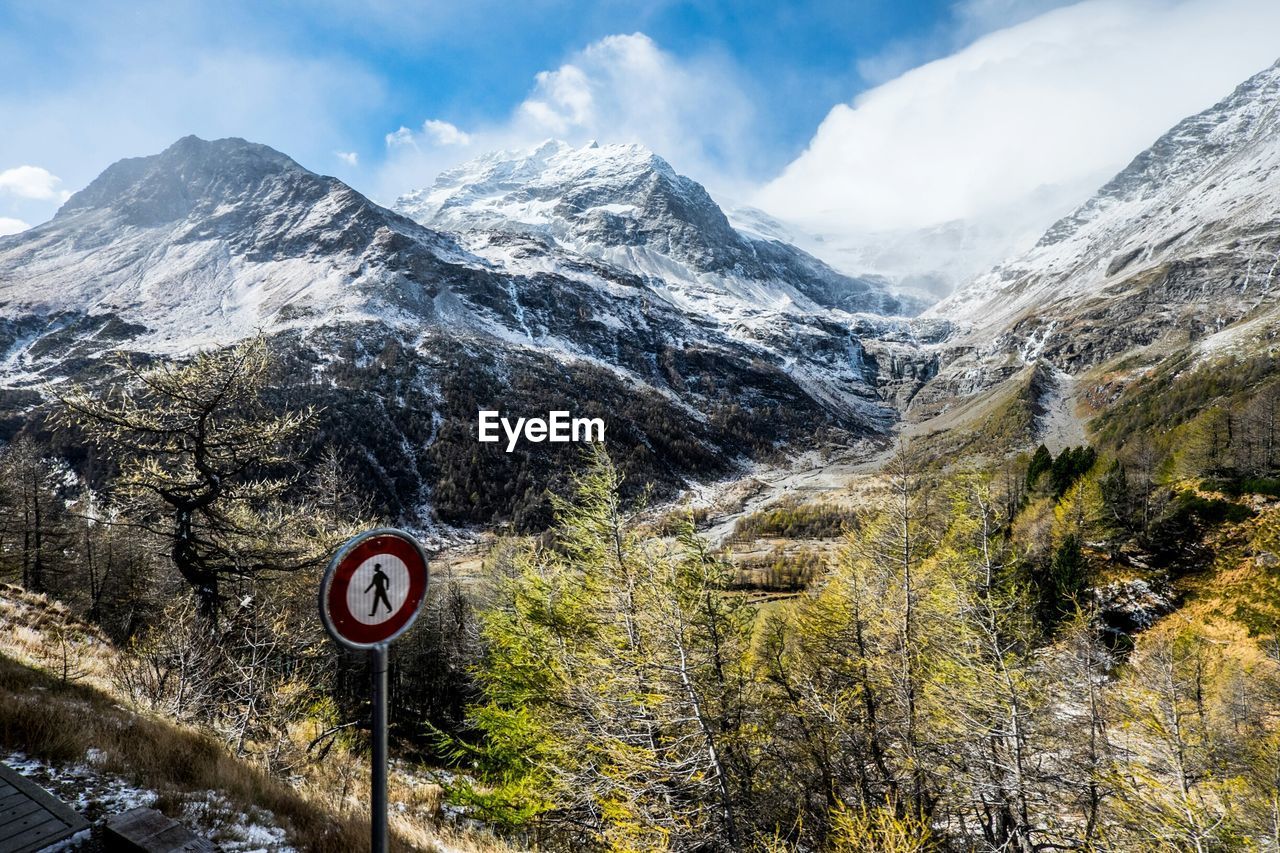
[0,436,73,594]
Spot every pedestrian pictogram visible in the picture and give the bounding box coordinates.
[319,527,430,853]
[320,528,428,649]
[366,563,392,617]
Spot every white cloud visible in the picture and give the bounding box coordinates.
[856,0,1076,85]
[952,0,1077,30]
[0,217,30,236]
[335,150,359,166]
[422,119,471,147]
[373,33,757,202]
[758,0,1280,251]
[385,127,415,148]
[0,165,63,200]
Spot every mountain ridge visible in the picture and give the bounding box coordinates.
[395,139,919,318]
[897,56,1280,432]
[0,134,921,527]
[932,57,1280,342]
[8,46,1279,525]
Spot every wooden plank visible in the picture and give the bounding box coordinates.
[0,762,89,853]
[0,763,87,826]
[0,800,46,837]
[105,805,174,839]
[0,790,31,812]
[104,807,217,852]
[1,814,68,852]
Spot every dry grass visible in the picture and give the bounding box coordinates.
[0,652,373,850]
[0,583,517,852]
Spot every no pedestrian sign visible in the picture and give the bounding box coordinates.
[319,527,430,852]
[320,528,429,649]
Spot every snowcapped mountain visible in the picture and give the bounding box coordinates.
[391,138,950,425]
[0,135,940,525]
[931,58,1280,371]
[881,56,1280,444]
[395,140,918,319]
[8,54,1277,522]
[0,135,482,354]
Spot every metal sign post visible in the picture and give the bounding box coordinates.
[370,643,389,853]
[320,528,430,853]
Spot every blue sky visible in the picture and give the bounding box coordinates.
[0,0,1069,225]
[2,0,994,167]
[2,0,1279,259]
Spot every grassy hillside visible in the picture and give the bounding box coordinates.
[0,584,510,852]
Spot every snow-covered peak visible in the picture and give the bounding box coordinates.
[394,139,716,253]
[397,139,679,229]
[0,136,473,352]
[57,136,313,227]
[0,135,926,441]
[396,140,916,318]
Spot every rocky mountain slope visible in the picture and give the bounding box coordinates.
[0,136,935,527]
[395,140,917,318]
[0,136,480,358]
[904,57,1280,432]
[931,59,1280,370]
[16,47,1278,526]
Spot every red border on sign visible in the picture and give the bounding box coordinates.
[323,533,428,646]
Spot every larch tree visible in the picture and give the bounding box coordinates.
[1047,610,1117,848]
[933,475,1054,852]
[1106,626,1245,851]
[757,439,946,851]
[0,435,73,595]
[1241,383,1279,474]
[60,337,321,614]
[452,447,760,851]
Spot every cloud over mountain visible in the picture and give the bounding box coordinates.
[757,0,1280,278]
[373,34,757,203]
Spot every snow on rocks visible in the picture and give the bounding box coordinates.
[177,790,295,852]
[4,749,157,824]
[923,58,1280,387]
[1089,578,1172,636]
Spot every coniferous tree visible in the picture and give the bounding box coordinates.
[61,337,321,613]
[934,476,1047,852]
[450,447,759,850]
[1026,445,1053,492]
[0,435,74,595]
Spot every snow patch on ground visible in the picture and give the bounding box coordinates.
[4,750,158,820]
[178,790,295,852]
[2,751,295,851]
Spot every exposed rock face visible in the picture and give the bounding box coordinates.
[1090,578,1172,640]
[0,136,935,525]
[8,55,1278,523]
[0,136,470,350]
[932,59,1280,361]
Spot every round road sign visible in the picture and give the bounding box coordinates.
[320,528,429,649]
